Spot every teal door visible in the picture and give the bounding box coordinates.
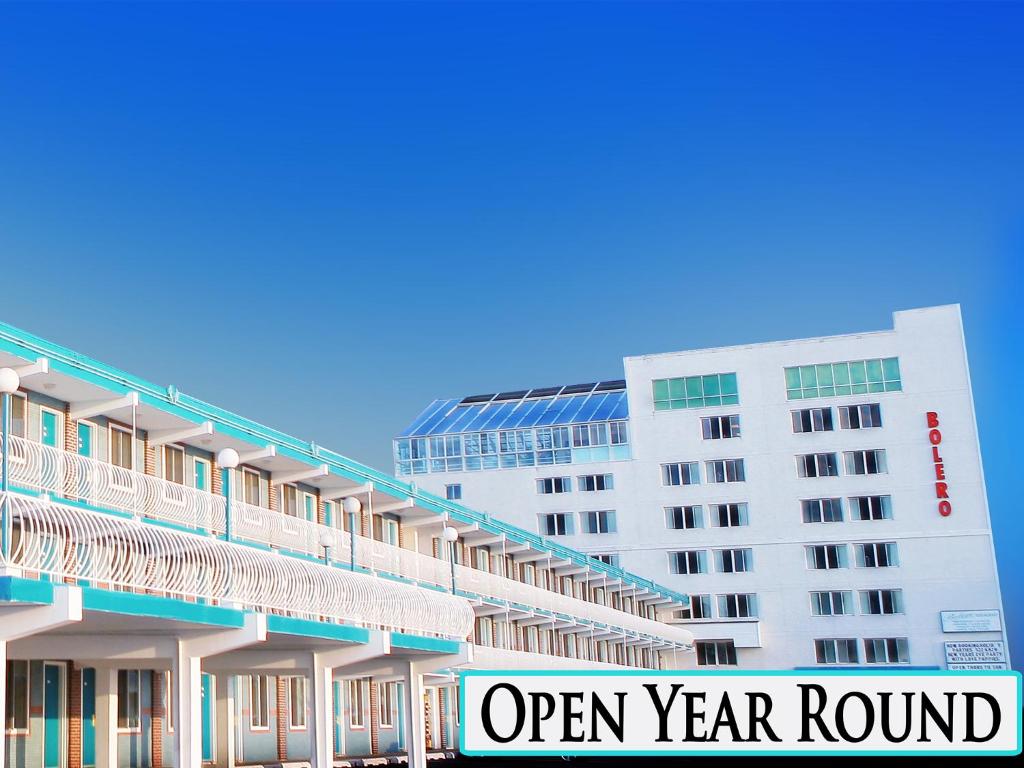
[44,665,62,768]
[201,674,214,762]
[194,459,209,492]
[41,410,59,447]
[82,668,96,767]
[333,681,343,755]
[77,422,93,456]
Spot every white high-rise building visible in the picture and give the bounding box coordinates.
[395,305,1009,670]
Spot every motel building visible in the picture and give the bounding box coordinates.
[0,320,695,768]
[396,305,1010,672]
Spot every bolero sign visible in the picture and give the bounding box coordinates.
[926,412,952,517]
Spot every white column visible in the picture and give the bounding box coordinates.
[214,675,235,768]
[174,644,203,768]
[94,668,118,768]
[401,661,427,768]
[309,660,334,768]
[0,640,7,768]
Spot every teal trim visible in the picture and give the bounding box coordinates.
[458,669,1023,758]
[389,632,461,654]
[81,587,246,627]
[0,319,688,609]
[267,615,370,644]
[0,575,55,604]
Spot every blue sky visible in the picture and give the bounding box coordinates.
[0,2,1020,665]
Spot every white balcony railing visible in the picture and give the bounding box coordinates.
[1,435,691,648]
[1,492,474,639]
[470,646,632,670]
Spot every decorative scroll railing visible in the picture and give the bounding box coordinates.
[1,435,692,648]
[0,492,474,639]
[470,646,632,671]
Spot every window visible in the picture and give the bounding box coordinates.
[572,423,608,448]
[810,591,854,616]
[815,638,859,664]
[653,372,739,411]
[797,453,838,478]
[864,638,910,664]
[281,484,299,516]
[706,458,745,483]
[536,426,571,466]
[581,510,616,534]
[609,421,629,445]
[677,594,712,619]
[710,503,749,528]
[431,435,465,472]
[855,542,899,568]
[670,550,708,575]
[348,679,367,728]
[250,675,270,729]
[161,672,175,732]
[242,469,261,505]
[4,660,29,732]
[718,593,758,618]
[844,449,887,475]
[537,477,571,494]
[801,498,844,523]
[539,513,572,536]
[475,548,490,572]
[476,616,494,647]
[715,548,753,573]
[117,670,141,730]
[666,505,704,530]
[591,553,620,567]
[696,640,737,666]
[378,682,396,728]
[445,484,462,501]
[163,445,185,484]
[850,495,893,521]
[110,426,133,470]
[805,544,848,570]
[8,394,26,438]
[785,357,901,400]
[701,415,741,440]
[662,462,700,486]
[791,407,834,433]
[577,473,613,491]
[287,677,306,729]
[860,589,904,615]
[839,403,882,430]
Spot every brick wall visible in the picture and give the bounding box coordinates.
[369,682,379,754]
[68,664,82,768]
[276,677,287,760]
[152,671,164,768]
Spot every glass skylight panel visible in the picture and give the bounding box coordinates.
[410,398,461,436]
[535,395,574,426]
[478,400,518,431]
[441,404,486,434]
[571,392,608,424]
[513,397,555,428]
[401,398,457,436]
[556,394,590,424]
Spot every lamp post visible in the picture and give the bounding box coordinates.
[0,368,20,562]
[342,496,361,571]
[442,525,459,594]
[318,528,333,565]
[216,448,240,542]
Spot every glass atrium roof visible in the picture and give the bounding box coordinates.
[399,381,629,438]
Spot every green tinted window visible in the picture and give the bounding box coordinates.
[652,372,740,410]
[785,357,901,400]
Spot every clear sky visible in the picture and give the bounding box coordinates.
[0,2,1020,665]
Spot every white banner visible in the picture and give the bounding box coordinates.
[460,671,1021,756]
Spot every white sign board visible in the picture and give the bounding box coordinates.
[941,609,1002,633]
[945,641,1007,670]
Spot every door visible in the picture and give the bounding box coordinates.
[194,458,210,492]
[44,664,64,768]
[40,409,61,493]
[82,668,96,767]
[76,422,95,500]
[332,681,343,756]
[201,674,214,762]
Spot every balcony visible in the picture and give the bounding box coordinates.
[1,435,691,650]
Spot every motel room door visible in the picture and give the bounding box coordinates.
[82,668,96,767]
[43,664,65,768]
